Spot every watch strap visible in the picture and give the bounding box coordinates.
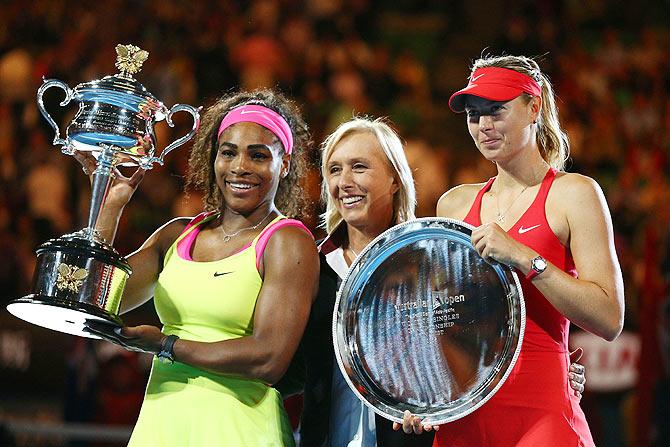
[525,267,540,281]
[157,334,179,364]
[525,255,546,281]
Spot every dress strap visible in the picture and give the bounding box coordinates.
[463,177,496,226]
[511,167,557,230]
[175,211,218,261]
[533,167,557,209]
[254,218,313,270]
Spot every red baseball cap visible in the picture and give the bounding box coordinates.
[449,67,542,112]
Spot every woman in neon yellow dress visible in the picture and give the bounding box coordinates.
[79,89,319,446]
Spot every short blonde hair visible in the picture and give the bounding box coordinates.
[320,117,416,233]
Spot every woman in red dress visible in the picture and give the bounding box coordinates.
[399,54,624,446]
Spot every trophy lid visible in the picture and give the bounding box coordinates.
[73,44,164,116]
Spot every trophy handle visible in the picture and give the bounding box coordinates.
[138,104,201,169]
[37,79,74,154]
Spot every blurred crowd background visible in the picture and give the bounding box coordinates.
[0,1,668,446]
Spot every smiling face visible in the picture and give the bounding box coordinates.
[215,121,289,215]
[325,131,399,234]
[464,94,540,163]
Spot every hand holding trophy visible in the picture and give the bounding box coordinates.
[6,44,200,338]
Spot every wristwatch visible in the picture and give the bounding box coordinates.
[525,256,547,280]
[157,334,179,364]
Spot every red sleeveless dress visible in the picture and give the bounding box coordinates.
[434,169,595,447]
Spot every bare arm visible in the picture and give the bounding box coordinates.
[172,226,319,383]
[74,150,185,314]
[468,175,624,341]
[436,184,482,221]
[75,151,146,244]
[520,175,624,340]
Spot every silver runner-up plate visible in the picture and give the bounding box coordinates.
[333,217,525,425]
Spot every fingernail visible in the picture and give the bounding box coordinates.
[114,327,122,335]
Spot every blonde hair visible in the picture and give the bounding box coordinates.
[472,55,570,170]
[320,117,416,233]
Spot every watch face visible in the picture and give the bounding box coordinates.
[533,257,547,271]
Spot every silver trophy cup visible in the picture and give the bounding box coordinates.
[6,45,200,338]
[333,218,525,425]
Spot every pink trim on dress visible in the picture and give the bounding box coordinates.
[176,213,312,268]
[176,212,217,260]
[254,219,312,270]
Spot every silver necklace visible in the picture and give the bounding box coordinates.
[493,185,529,223]
[221,211,273,242]
[346,246,359,261]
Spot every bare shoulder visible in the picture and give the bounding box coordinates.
[549,172,613,236]
[550,172,606,208]
[125,216,191,275]
[150,216,191,251]
[436,183,486,220]
[263,222,319,281]
[265,223,318,259]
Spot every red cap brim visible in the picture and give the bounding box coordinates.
[448,84,525,113]
[448,67,542,113]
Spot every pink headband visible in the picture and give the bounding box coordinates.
[449,67,542,112]
[217,104,293,155]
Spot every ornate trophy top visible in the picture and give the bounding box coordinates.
[114,44,149,78]
[36,42,200,168]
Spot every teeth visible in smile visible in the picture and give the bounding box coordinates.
[342,196,364,204]
[229,183,253,189]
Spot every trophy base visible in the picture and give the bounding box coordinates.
[8,234,131,338]
[7,296,123,339]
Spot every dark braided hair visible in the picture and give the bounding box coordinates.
[186,89,312,219]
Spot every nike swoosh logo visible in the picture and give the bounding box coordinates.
[240,109,262,115]
[470,73,485,83]
[518,224,541,234]
[213,271,233,277]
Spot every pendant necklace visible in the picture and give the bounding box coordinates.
[494,185,529,223]
[221,211,273,242]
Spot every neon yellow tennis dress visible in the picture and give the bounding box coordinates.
[128,214,297,446]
